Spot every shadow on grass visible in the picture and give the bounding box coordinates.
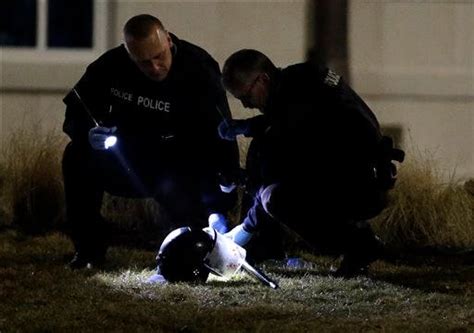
[362,254,474,297]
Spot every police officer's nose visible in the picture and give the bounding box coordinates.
[151,61,162,72]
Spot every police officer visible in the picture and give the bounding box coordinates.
[219,49,403,277]
[62,14,239,269]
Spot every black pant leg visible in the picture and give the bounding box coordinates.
[62,142,108,256]
[151,167,205,231]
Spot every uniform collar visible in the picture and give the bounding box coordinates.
[262,68,283,117]
[169,33,179,57]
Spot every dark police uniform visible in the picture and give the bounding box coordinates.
[62,34,240,260]
[240,62,403,259]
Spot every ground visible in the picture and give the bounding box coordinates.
[0,230,473,332]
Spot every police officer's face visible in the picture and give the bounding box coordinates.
[125,29,173,82]
[230,73,268,111]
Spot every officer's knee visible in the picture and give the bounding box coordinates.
[259,184,280,218]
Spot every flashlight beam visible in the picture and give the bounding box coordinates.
[241,260,278,289]
[72,87,99,127]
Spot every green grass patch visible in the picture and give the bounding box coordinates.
[1,231,472,332]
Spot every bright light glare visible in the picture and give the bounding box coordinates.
[105,136,117,149]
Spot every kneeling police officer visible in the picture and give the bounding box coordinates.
[219,49,404,277]
[62,15,239,269]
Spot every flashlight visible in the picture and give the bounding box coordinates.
[103,105,117,149]
[241,260,279,289]
[104,135,117,149]
[204,228,279,289]
[72,88,118,149]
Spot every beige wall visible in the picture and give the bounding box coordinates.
[113,0,309,120]
[349,1,474,180]
[1,0,473,180]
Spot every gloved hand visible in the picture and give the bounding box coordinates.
[219,183,237,193]
[217,171,240,193]
[208,213,229,234]
[217,119,250,141]
[146,267,167,284]
[225,224,253,246]
[88,126,117,150]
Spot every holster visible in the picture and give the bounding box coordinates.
[374,136,405,190]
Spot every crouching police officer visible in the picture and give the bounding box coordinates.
[62,14,239,269]
[219,49,404,277]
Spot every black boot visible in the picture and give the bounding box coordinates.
[68,249,106,270]
[68,220,108,270]
[332,223,385,278]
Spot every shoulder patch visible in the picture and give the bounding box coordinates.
[324,69,341,87]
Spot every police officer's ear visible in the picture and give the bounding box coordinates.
[259,72,271,84]
[163,30,172,47]
[255,73,271,91]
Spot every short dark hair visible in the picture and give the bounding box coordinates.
[222,49,277,89]
[123,14,165,39]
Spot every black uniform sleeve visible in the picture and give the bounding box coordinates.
[331,80,382,163]
[243,115,269,138]
[192,58,240,182]
[62,60,111,146]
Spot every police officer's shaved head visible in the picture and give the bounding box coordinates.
[123,14,165,39]
[123,14,173,82]
[222,49,277,90]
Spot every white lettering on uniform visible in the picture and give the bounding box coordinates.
[137,95,171,112]
[324,69,341,87]
[110,87,133,102]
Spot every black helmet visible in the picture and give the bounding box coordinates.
[156,227,215,283]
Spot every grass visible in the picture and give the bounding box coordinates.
[371,151,474,250]
[0,125,67,234]
[0,230,473,332]
[1,129,473,331]
[1,127,473,252]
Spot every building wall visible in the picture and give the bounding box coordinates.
[349,1,474,179]
[1,0,472,179]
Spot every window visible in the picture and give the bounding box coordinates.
[1,0,108,90]
[0,0,37,47]
[47,0,93,48]
[0,0,94,49]
[0,0,107,63]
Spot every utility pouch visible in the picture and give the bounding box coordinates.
[374,136,405,190]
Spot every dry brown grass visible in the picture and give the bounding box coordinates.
[0,127,472,251]
[0,125,67,233]
[0,126,168,243]
[371,151,474,250]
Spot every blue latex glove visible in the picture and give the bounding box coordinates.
[208,213,229,234]
[146,268,167,284]
[217,171,240,193]
[219,183,237,193]
[225,224,253,246]
[88,126,117,150]
[286,257,308,269]
[217,119,250,141]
